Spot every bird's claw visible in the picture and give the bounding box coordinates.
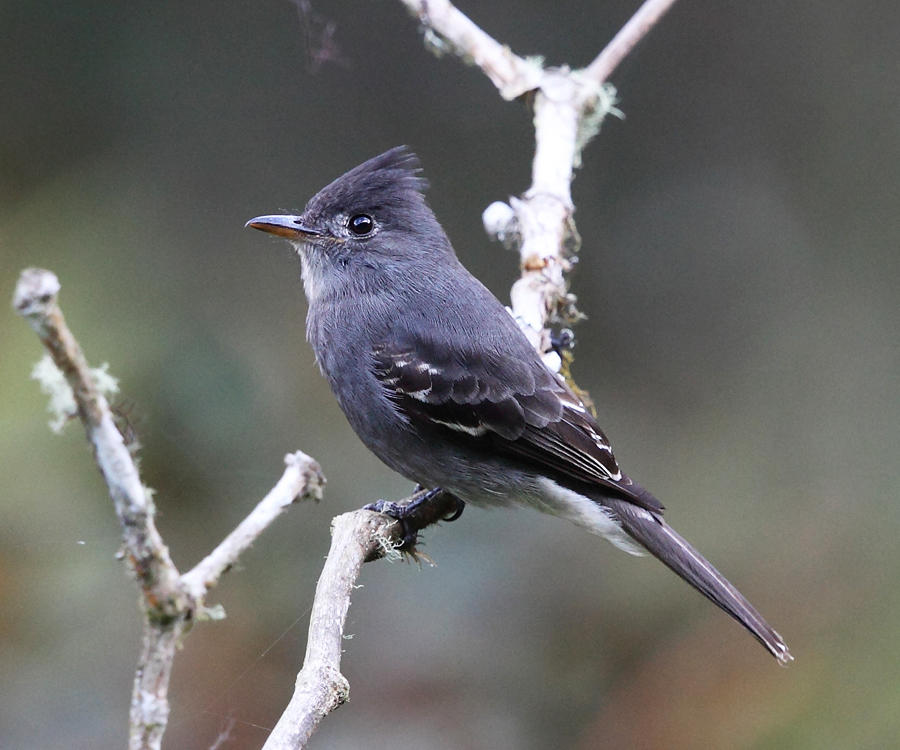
[441,494,465,522]
[363,488,465,549]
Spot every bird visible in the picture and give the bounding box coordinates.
[246,146,792,664]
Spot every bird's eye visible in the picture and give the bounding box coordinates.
[347,214,375,236]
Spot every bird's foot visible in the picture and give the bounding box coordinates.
[364,487,465,549]
[408,485,466,523]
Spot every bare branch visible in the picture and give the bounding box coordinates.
[14,269,186,749]
[14,268,182,602]
[584,0,680,83]
[398,0,541,99]
[263,511,381,749]
[505,69,597,361]
[396,2,676,368]
[129,622,185,750]
[183,451,325,600]
[14,268,326,750]
[265,489,462,748]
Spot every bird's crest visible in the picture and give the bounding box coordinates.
[304,146,429,219]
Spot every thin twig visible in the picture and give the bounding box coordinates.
[183,452,325,600]
[584,0,680,83]
[398,0,541,99]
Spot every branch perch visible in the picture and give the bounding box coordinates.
[264,488,464,749]
[585,0,681,84]
[14,268,181,604]
[13,268,324,750]
[405,0,677,367]
[263,512,392,750]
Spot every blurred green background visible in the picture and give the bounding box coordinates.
[2,1,898,748]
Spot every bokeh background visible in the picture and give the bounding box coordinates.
[2,1,898,748]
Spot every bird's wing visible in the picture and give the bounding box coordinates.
[371,336,662,512]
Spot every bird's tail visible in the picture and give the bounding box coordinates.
[604,495,792,664]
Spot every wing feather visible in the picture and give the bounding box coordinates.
[372,339,661,512]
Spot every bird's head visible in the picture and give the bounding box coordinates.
[246,147,455,303]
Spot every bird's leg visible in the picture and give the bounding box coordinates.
[364,486,465,548]
[365,486,464,520]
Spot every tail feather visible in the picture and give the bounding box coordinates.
[604,496,792,664]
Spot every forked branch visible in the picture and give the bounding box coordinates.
[14,268,324,750]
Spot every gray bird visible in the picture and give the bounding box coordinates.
[247,147,792,664]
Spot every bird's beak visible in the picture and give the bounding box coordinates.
[244,214,323,239]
